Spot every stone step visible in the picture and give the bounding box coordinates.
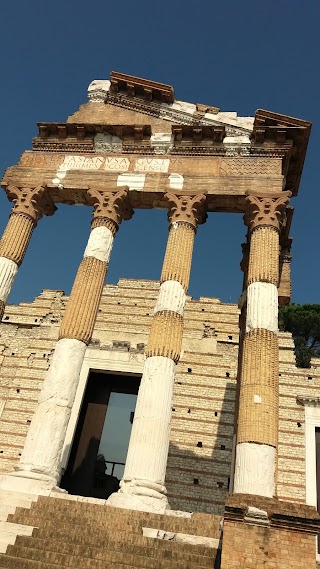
[0,507,16,523]
[0,492,35,510]
[15,533,215,560]
[0,556,58,569]
[0,524,34,538]
[30,526,215,557]
[36,496,218,530]
[10,504,220,537]
[9,512,144,534]
[9,512,220,543]
[0,558,148,569]
[0,534,17,554]
[0,496,220,569]
[0,548,210,569]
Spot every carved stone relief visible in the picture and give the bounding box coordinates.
[220,158,282,176]
[94,133,123,153]
[104,157,130,172]
[134,158,170,173]
[87,80,111,102]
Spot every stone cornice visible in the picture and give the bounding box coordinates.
[254,109,311,197]
[225,493,320,535]
[109,71,174,104]
[297,396,320,407]
[32,122,296,162]
[104,90,253,136]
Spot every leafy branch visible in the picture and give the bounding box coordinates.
[279,304,320,368]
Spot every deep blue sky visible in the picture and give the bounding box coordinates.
[1,0,319,306]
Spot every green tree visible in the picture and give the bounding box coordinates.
[279,304,320,368]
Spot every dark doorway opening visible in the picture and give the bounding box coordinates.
[60,371,140,499]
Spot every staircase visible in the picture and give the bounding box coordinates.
[0,491,36,554]
[0,495,222,568]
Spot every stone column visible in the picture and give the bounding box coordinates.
[233,190,291,497]
[108,192,206,513]
[236,240,250,401]
[230,241,249,491]
[0,185,56,319]
[278,238,292,306]
[3,187,132,494]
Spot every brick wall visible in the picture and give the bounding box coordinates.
[220,495,320,569]
[221,519,316,569]
[0,278,319,515]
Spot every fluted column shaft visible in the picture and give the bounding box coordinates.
[234,190,291,497]
[10,188,132,490]
[108,192,206,513]
[0,186,56,319]
[278,239,292,306]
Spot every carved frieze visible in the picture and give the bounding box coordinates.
[32,141,94,153]
[150,133,174,155]
[87,80,111,102]
[94,133,123,153]
[220,158,282,176]
[134,158,170,173]
[104,157,130,171]
[19,153,64,168]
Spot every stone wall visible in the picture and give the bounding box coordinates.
[221,494,319,569]
[0,278,318,515]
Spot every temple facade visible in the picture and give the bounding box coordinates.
[0,72,318,568]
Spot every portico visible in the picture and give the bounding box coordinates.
[0,72,311,514]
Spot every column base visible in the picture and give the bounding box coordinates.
[107,479,169,514]
[0,470,64,497]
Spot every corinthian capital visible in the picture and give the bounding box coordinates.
[87,186,133,234]
[164,192,207,229]
[6,185,56,224]
[244,190,291,232]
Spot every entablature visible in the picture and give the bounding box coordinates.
[28,115,308,198]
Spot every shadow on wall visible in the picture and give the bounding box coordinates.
[59,380,236,514]
[165,381,236,516]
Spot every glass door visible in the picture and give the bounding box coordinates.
[61,371,139,499]
[94,391,137,497]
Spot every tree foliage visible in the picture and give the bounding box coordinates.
[279,304,320,368]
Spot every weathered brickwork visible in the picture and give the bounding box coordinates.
[0,277,319,515]
[221,519,316,569]
[221,495,320,569]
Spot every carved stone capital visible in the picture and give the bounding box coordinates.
[6,185,56,224]
[164,192,207,229]
[87,187,133,234]
[244,190,291,233]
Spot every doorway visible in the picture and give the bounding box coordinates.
[60,371,140,499]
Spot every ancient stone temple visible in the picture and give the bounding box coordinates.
[0,71,318,568]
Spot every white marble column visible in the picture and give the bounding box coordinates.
[108,192,206,513]
[0,188,131,495]
[233,191,291,497]
[0,185,56,320]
